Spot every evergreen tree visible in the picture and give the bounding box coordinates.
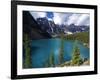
[49,51,55,67]
[44,51,55,67]
[59,38,64,64]
[23,34,32,68]
[71,41,82,66]
[44,58,50,67]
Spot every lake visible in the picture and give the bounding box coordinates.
[30,38,89,68]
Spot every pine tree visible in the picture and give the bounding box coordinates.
[59,37,64,64]
[44,51,55,67]
[23,34,32,68]
[44,58,50,67]
[71,41,81,66]
[49,51,55,67]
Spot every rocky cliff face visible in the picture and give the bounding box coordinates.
[23,11,51,40]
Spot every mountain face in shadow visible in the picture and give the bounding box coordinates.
[36,18,64,35]
[23,11,51,40]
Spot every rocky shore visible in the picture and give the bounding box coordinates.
[58,59,90,67]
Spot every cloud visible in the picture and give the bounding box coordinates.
[75,14,90,26]
[66,14,81,25]
[83,17,90,26]
[66,13,90,26]
[30,11,90,26]
[53,13,71,25]
[53,13,62,24]
[30,12,46,19]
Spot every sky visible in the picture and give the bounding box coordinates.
[30,11,90,26]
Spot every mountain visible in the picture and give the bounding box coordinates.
[36,18,65,36]
[36,17,89,37]
[24,12,89,38]
[67,24,89,33]
[23,11,51,40]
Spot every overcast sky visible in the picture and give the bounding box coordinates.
[30,11,90,26]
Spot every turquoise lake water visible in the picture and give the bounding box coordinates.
[31,38,89,68]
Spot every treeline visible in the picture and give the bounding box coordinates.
[64,32,89,44]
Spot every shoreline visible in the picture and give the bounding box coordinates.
[58,59,90,67]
